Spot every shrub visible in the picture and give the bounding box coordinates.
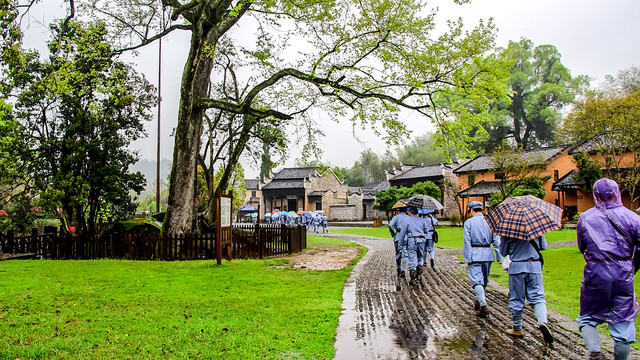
[448,212,462,226]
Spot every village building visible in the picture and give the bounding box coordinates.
[330,181,388,221]
[387,162,463,218]
[260,167,349,219]
[454,146,575,216]
[552,138,640,217]
[242,179,261,211]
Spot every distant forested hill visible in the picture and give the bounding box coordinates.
[129,158,172,195]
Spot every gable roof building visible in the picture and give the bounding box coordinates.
[455,146,574,216]
[261,167,348,219]
[387,162,462,217]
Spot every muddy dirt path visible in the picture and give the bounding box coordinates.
[327,233,637,360]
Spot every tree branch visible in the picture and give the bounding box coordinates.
[112,24,192,55]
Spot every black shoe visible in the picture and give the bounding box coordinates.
[397,268,405,278]
[409,270,418,285]
[538,323,554,348]
[416,265,424,276]
[430,258,435,269]
[588,352,605,360]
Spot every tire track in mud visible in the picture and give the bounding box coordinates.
[330,233,601,360]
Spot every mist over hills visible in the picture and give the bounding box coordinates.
[129,158,172,195]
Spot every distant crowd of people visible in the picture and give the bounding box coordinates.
[263,210,329,233]
[388,178,640,359]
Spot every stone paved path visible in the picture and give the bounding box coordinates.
[326,233,640,360]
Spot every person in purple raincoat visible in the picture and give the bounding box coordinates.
[576,178,640,360]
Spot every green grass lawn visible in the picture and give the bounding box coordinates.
[489,246,640,346]
[489,246,586,320]
[330,226,464,249]
[0,236,364,360]
[330,226,577,249]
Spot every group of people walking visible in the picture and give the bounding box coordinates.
[388,206,438,286]
[387,178,640,359]
[264,211,329,232]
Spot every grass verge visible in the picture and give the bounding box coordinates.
[331,226,576,248]
[0,235,364,359]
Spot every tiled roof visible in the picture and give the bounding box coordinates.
[272,167,317,180]
[390,164,444,180]
[551,170,583,191]
[362,181,388,193]
[262,180,305,190]
[244,179,259,190]
[308,191,322,197]
[454,147,570,174]
[569,135,625,155]
[458,180,502,197]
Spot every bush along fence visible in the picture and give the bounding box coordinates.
[0,224,307,261]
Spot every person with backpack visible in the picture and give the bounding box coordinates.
[321,214,329,233]
[576,178,640,360]
[389,208,409,278]
[397,207,432,286]
[424,212,439,269]
[499,233,554,347]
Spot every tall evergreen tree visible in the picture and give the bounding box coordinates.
[472,38,588,152]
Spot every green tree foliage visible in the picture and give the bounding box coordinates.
[0,99,37,232]
[561,73,640,208]
[49,0,511,234]
[572,152,602,192]
[347,150,399,186]
[409,181,441,200]
[374,181,440,217]
[197,163,246,216]
[136,179,170,214]
[487,143,547,207]
[471,38,588,153]
[2,19,156,233]
[488,176,545,208]
[396,132,446,165]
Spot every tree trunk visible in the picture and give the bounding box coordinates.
[164,28,216,235]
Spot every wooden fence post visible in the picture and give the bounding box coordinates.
[7,230,14,254]
[283,224,291,255]
[31,228,38,254]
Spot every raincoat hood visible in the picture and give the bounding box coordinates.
[593,177,623,209]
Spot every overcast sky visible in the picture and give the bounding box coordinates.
[20,0,640,178]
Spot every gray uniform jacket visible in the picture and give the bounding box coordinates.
[463,213,503,263]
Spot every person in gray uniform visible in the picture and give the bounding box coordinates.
[499,234,554,347]
[389,208,409,277]
[397,207,432,286]
[463,201,502,317]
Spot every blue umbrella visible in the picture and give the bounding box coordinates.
[418,208,435,215]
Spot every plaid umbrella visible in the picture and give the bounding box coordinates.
[485,195,562,241]
[401,194,444,211]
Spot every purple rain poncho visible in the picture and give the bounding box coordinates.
[576,178,640,323]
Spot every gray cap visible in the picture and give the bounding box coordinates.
[468,201,483,210]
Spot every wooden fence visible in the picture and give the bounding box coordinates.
[0,224,306,261]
